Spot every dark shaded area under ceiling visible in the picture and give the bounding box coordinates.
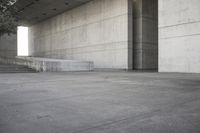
[16,0,91,26]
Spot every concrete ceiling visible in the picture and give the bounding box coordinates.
[16,0,91,26]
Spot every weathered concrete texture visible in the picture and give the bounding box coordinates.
[29,0,131,69]
[0,63,36,73]
[0,34,17,58]
[0,72,200,133]
[16,0,92,25]
[159,0,200,73]
[0,56,94,72]
[16,56,94,72]
[131,0,158,70]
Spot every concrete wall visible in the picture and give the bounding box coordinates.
[29,0,131,69]
[159,0,200,73]
[132,0,158,70]
[0,34,17,58]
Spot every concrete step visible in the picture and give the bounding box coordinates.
[0,71,36,73]
[0,70,36,72]
[0,65,28,68]
[0,64,37,73]
[0,67,35,70]
[16,57,94,72]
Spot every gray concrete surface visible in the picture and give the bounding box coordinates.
[0,71,200,133]
[28,0,131,69]
[16,0,92,25]
[131,0,158,70]
[16,56,94,72]
[0,63,36,73]
[28,0,158,70]
[0,57,94,72]
[0,34,17,58]
[159,0,200,73]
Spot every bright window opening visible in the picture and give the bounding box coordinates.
[17,26,28,56]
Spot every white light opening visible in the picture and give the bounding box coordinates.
[17,26,29,56]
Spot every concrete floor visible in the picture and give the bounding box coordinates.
[0,71,200,133]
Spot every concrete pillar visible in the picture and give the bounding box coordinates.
[131,0,158,70]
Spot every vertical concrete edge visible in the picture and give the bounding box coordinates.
[128,0,133,70]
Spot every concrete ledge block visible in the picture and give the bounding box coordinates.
[0,56,94,72]
[16,57,94,72]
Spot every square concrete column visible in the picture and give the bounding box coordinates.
[130,0,158,70]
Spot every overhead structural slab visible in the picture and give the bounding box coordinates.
[16,0,92,25]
